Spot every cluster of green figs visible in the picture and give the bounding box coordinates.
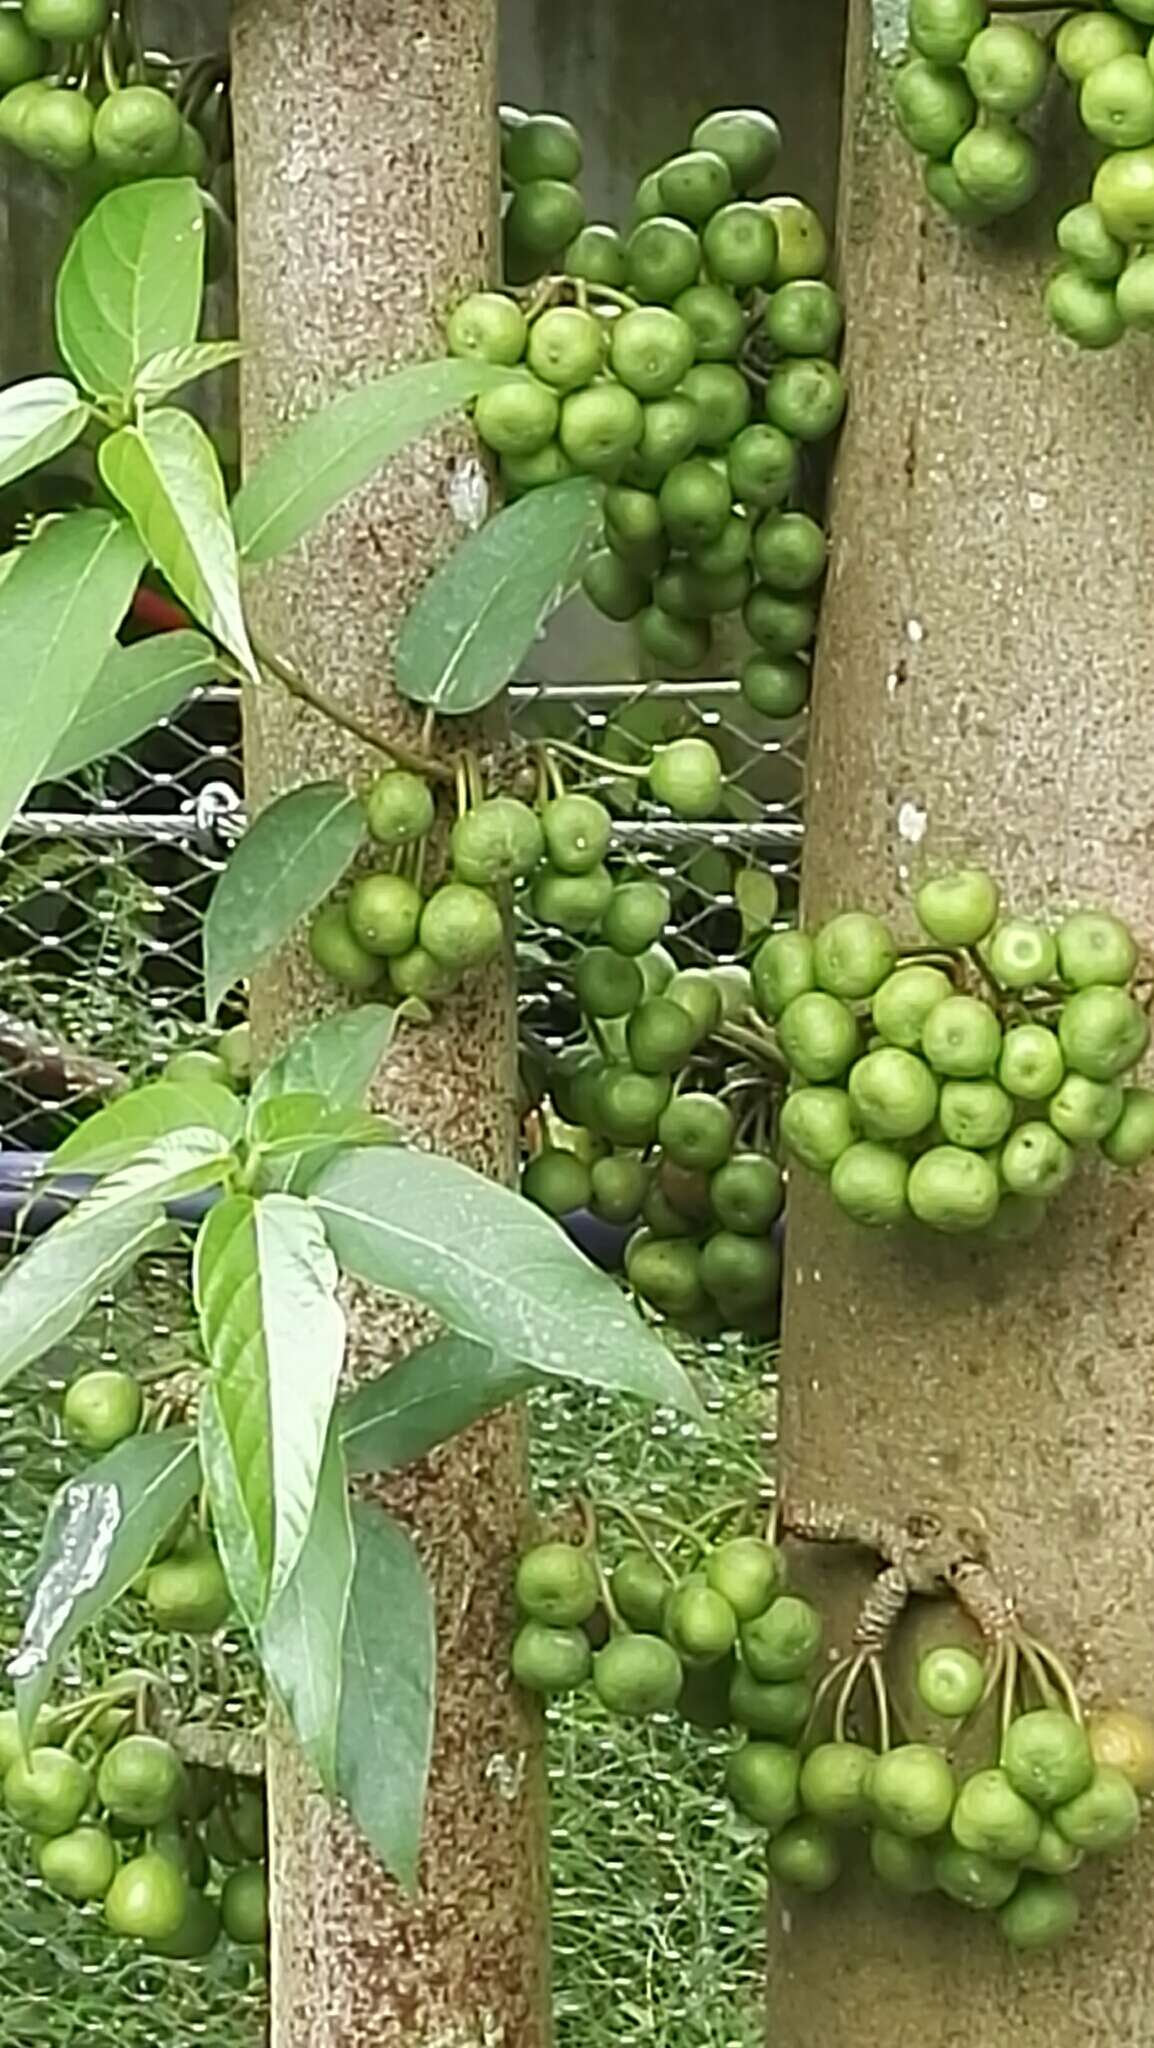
[767,868,1154,1234]
[510,1528,1154,1951]
[456,101,843,705]
[0,0,222,189]
[892,0,1154,348]
[1,1699,267,1960]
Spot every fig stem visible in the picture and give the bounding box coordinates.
[868,1654,891,1755]
[99,24,120,94]
[999,1637,1020,1757]
[833,1651,866,1743]
[716,1022,788,1074]
[246,641,454,783]
[548,738,647,781]
[123,0,146,82]
[595,1498,679,1583]
[454,755,470,821]
[624,1502,711,1561]
[1016,1635,1059,1712]
[803,1653,854,1749]
[962,944,1004,1010]
[1022,1635,1084,1726]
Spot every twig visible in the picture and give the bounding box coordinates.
[250,640,454,783]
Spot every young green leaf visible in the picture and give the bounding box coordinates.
[245,1093,396,1194]
[340,1334,538,1476]
[231,357,517,566]
[43,630,220,781]
[49,1077,244,1177]
[9,1429,200,1741]
[257,1421,354,1788]
[248,1006,397,1111]
[133,340,243,404]
[202,781,366,1021]
[99,407,255,679]
[0,1201,169,1396]
[334,1502,435,1891]
[79,1129,238,1221]
[395,478,602,715]
[194,1192,346,1623]
[55,177,205,402]
[0,377,90,491]
[311,1150,703,1418]
[735,867,780,949]
[0,510,145,839]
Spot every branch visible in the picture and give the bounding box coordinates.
[249,640,455,784]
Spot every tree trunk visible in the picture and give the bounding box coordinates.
[770,7,1154,2044]
[229,5,550,2044]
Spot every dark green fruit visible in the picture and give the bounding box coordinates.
[92,85,181,175]
[503,111,582,184]
[658,1158,715,1225]
[521,1149,592,1217]
[681,363,752,449]
[364,767,435,846]
[146,1545,232,1633]
[507,178,585,257]
[1058,984,1149,1083]
[700,1230,780,1312]
[657,1092,734,1171]
[24,0,109,36]
[1002,1710,1094,1811]
[104,1852,188,1941]
[531,863,613,933]
[511,1620,592,1695]
[97,1736,186,1830]
[4,1747,90,1836]
[152,1818,209,1887]
[18,82,93,169]
[869,1744,956,1839]
[627,996,700,1074]
[729,1670,811,1742]
[147,1889,221,1960]
[678,1655,737,1730]
[515,1541,598,1627]
[768,1816,841,1890]
[62,1367,143,1451]
[589,1153,648,1224]
[227,1788,266,1862]
[593,1633,684,1716]
[658,458,732,551]
[998,1873,1079,1950]
[0,13,46,91]
[799,1743,875,1828]
[691,107,782,191]
[582,549,651,622]
[642,1178,700,1238]
[611,1552,670,1634]
[710,1153,784,1234]
[565,222,627,286]
[625,1232,706,1316]
[739,1595,822,1683]
[309,902,382,993]
[741,654,810,720]
[663,1578,738,1667]
[601,879,671,955]
[870,1828,938,1895]
[203,1803,246,1868]
[727,423,798,509]
[725,1740,801,1831]
[658,148,734,223]
[595,1066,672,1145]
[450,797,544,885]
[37,1824,117,1902]
[673,282,745,360]
[221,1863,268,1946]
[666,967,724,1041]
[934,1841,1019,1911]
[574,945,644,1018]
[637,604,710,671]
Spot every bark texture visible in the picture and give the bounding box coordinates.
[229,5,549,2044]
[771,8,1154,2043]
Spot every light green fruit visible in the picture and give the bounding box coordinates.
[346,873,423,959]
[92,84,182,175]
[799,1742,876,1829]
[663,1578,738,1667]
[704,1537,782,1622]
[474,375,560,456]
[951,1767,1041,1863]
[998,1874,1080,1951]
[868,1744,956,1839]
[909,0,988,66]
[657,1091,734,1171]
[1058,985,1149,1081]
[37,1825,117,1903]
[1053,1766,1141,1854]
[1056,909,1139,988]
[595,1066,672,1146]
[1000,1121,1075,1199]
[521,1149,593,1217]
[1056,203,1127,282]
[779,1086,856,1174]
[593,1633,684,1717]
[526,305,606,390]
[560,382,645,475]
[657,147,734,223]
[963,23,1048,118]
[1102,1086,1154,1167]
[419,883,503,971]
[364,767,435,847]
[952,120,1040,215]
[762,195,829,281]
[672,281,745,360]
[998,1024,1064,1101]
[447,290,528,365]
[848,1047,938,1140]
[450,796,544,885]
[1026,1822,1084,1878]
[938,1077,1014,1150]
[724,1741,801,1831]
[892,56,976,157]
[1003,1710,1095,1811]
[564,222,627,287]
[813,911,896,1000]
[934,1841,1019,1910]
[917,1644,985,1718]
[778,991,861,1083]
[984,918,1057,991]
[515,1541,598,1627]
[511,1620,593,1696]
[691,107,782,191]
[609,305,696,397]
[830,1140,910,1227]
[62,1367,143,1452]
[541,793,612,875]
[1055,11,1142,84]
[907,1145,1000,1233]
[601,879,671,956]
[752,930,815,1017]
[103,1853,188,1942]
[1047,267,1126,352]
[1049,1072,1125,1148]
[4,1748,91,1837]
[921,994,1001,1078]
[1081,54,1154,150]
[872,965,953,1049]
[647,737,724,819]
[739,1594,822,1683]
[915,868,999,946]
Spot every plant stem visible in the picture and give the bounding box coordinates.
[596,1499,679,1582]
[962,943,1004,1009]
[716,1021,787,1074]
[249,641,454,783]
[868,1654,891,1754]
[548,738,647,781]
[1023,1635,1084,1725]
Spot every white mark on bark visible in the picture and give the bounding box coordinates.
[870,0,908,58]
[484,1748,526,1802]
[449,458,489,530]
[1027,489,1047,512]
[779,1905,794,1935]
[906,617,924,644]
[886,669,901,696]
[897,799,928,844]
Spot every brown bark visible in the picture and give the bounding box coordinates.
[770,8,1154,2043]
[229,4,549,2044]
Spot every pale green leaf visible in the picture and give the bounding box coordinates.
[202,781,365,1021]
[194,1192,346,1622]
[0,377,90,491]
[258,1422,354,1787]
[80,1129,237,1220]
[249,1008,398,1112]
[99,408,255,679]
[735,867,780,948]
[232,357,517,566]
[50,1078,244,1178]
[55,178,205,402]
[0,1201,170,1394]
[395,478,602,714]
[43,630,220,781]
[341,1335,537,1475]
[10,1430,199,1740]
[335,1503,434,1890]
[246,1093,395,1195]
[0,510,145,838]
[134,341,243,404]
[311,1150,703,1417]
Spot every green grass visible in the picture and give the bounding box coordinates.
[0,1281,773,2048]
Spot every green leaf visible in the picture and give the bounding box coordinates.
[311,1150,703,1418]
[80,1130,238,1220]
[49,1078,244,1177]
[202,781,366,1021]
[232,357,518,566]
[246,1093,395,1194]
[55,178,205,402]
[9,1430,200,1740]
[335,1502,435,1890]
[249,1007,398,1112]
[99,408,255,679]
[134,341,243,404]
[0,1201,169,1395]
[0,377,90,491]
[258,1421,354,1788]
[735,867,780,949]
[43,630,220,781]
[341,1335,537,1476]
[0,510,146,839]
[194,1192,346,1623]
[395,478,602,715]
